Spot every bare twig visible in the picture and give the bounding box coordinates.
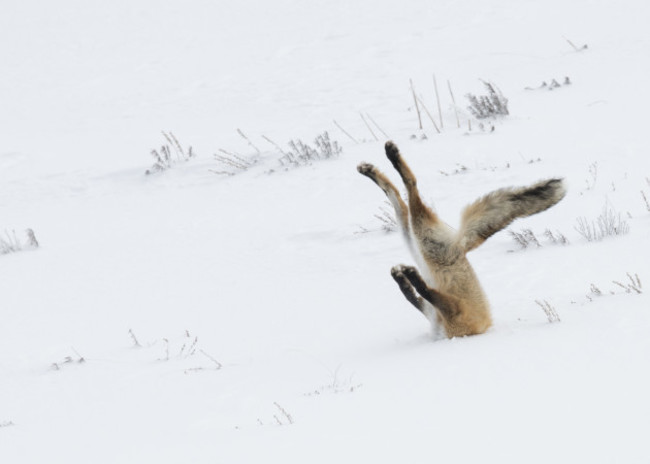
[333,120,358,144]
[199,349,223,369]
[237,129,261,154]
[410,79,423,130]
[213,148,257,175]
[71,347,85,364]
[642,190,650,212]
[415,95,441,133]
[172,132,188,158]
[162,131,184,159]
[563,36,588,52]
[360,113,378,141]
[162,338,169,361]
[214,154,249,170]
[447,80,461,129]
[262,135,289,156]
[128,329,142,348]
[187,336,199,356]
[273,402,294,425]
[365,113,389,139]
[433,74,443,130]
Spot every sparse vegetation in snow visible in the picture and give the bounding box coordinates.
[3,1,650,463]
[255,402,294,428]
[145,131,195,175]
[304,367,362,396]
[130,330,223,374]
[574,202,630,242]
[0,229,39,255]
[279,132,342,169]
[212,149,259,176]
[535,299,561,323]
[51,348,86,371]
[524,76,572,91]
[509,228,568,250]
[466,81,509,119]
[356,202,399,235]
[212,131,342,176]
[613,272,643,294]
[642,187,650,212]
[585,273,643,301]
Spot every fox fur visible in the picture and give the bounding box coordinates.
[358,141,566,338]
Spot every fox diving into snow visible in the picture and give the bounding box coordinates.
[357,141,566,338]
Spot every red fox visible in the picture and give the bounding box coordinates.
[358,141,566,338]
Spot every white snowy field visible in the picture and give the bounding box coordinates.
[2,0,650,462]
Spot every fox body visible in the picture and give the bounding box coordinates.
[358,142,566,338]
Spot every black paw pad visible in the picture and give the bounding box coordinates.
[384,141,401,166]
[401,266,419,279]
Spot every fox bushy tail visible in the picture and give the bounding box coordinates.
[459,178,566,252]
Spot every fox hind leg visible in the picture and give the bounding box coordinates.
[383,142,439,231]
[385,141,418,188]
[383,142,460,265]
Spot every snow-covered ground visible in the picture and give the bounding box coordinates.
[2,1,650,462]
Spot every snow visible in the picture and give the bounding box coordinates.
[2,0,650,462]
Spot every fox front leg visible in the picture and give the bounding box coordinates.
[396,265,462,321]
[390,265,425,313]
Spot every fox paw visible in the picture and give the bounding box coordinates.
[390,265,403,278]
[357,163,376,177]
[391,264,413,278]
[400,265,420,281]
[384,141,401,165]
